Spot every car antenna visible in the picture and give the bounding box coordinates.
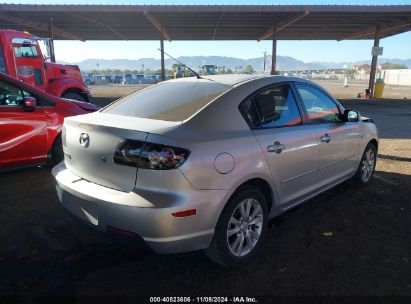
[157,48,202,79]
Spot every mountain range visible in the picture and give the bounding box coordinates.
[60,56,411,72]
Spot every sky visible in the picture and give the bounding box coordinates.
[4,0,411,63]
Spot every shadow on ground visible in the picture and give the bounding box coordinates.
[0,166,410,296]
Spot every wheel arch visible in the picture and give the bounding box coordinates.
[368,138,378,151]
[47,130,62,163]
[228,178,274,214]
[61,88,89,102]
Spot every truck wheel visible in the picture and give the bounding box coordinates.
[62,92,86,102]
[205,186,268,268]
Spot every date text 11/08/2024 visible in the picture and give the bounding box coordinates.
[149,297,258,303]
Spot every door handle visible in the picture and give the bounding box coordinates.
[320,133,332,143]
[267,141,285,154]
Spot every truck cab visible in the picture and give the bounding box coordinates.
[200,64,218,75]
[0,30,90,102]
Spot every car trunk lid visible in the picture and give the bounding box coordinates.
[62,112,180,192]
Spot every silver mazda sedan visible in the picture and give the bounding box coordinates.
[53,75,378,267]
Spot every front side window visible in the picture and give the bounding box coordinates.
[296,84,342,124]
[0,80,26,107]
[240,84,302,129]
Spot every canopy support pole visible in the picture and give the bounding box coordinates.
[368,25,381,98]
[48,18,56,63]
[271,28,277,75]
[160,39,165,81]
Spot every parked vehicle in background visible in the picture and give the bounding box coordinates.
[144,75,159,84]
[200,64,218,75]
[82,73,92,85]
[122,73,134,84]
[0,30,90,102]
[172,64,194,79]
[120,74,159,84]
[113,75,123,84]
[0,72,99,170]
[133,74,144,84]
[53,75,378,267]
[93,75,111,85]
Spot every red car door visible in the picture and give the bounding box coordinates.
[0,79,47,168]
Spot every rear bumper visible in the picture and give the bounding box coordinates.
[52,162,227,253]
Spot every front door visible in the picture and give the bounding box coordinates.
[0,79,47,168]
[240,83,319,205]
[295,83,361,187]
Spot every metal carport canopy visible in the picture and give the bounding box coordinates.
[0,4,411,41]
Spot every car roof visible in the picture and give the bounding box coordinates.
[167,74,317,87]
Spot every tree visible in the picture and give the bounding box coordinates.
[242,65,255,74]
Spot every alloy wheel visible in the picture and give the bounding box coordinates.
[361,148,375,183]
[226,198,263,257]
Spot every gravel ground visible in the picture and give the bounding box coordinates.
[0,88,410,299]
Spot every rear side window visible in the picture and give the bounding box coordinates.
[296,84,342,123]
[240,84,302,129]
[103,81,231,121]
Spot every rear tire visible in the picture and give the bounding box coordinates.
[61,92,87,102]
[353,143,377,186]
[205,186,268,268]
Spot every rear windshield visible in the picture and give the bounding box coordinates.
[103,81,231,121]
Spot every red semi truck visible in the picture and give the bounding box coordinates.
[0,29,90,102]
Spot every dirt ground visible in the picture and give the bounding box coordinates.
[0,84,410,299]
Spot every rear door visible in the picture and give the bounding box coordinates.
[240,83,319,205]
[0,79,47,168]
[295,83,360,187]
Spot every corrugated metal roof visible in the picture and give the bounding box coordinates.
[0,4,410,41]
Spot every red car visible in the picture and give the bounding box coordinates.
[0,72,99,170]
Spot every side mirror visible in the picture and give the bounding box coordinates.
[23,96,37,112]
[343,109,359,122]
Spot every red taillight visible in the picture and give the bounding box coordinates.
[113,139,190,170]
[172,209,197,217]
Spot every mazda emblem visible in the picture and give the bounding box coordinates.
[79,133,90,148]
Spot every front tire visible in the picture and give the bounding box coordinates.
[205,186,268,268]
[353,143,377,185]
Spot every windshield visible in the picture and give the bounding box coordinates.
[103,80,231,121]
